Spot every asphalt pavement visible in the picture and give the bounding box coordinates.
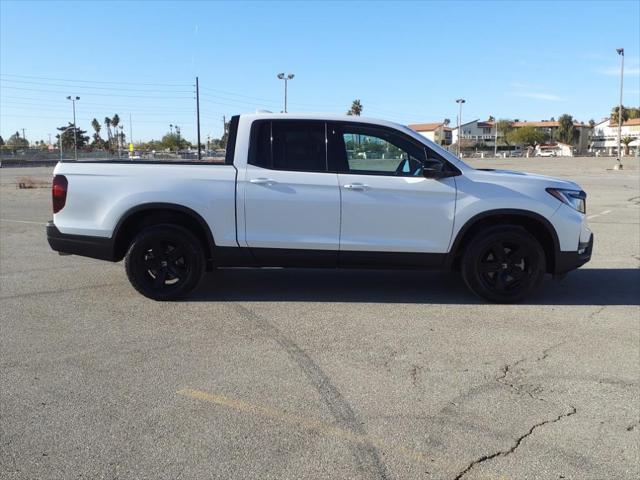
[1,157,638,479]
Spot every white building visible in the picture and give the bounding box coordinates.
[408,122,452,146]
[590,118,640,156]
[451,119,499,146]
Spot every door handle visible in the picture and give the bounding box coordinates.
[250,177,277,185]
[343,183,369,191]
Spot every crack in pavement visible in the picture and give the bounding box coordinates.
[230,303,390,480]
[496,343,563,401]
[452,406,577,480]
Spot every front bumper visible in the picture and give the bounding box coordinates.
[554,233,593,275]
[47,221,116,261]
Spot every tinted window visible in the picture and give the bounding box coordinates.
[340,125,427,176]
[250,121,327,172]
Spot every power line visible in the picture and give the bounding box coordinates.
[0,73,191,87]
[0,85,193,99]
[0,78,192,94]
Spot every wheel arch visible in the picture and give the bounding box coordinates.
[112,203,216,265]
[447,209,560,273]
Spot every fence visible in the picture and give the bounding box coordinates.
[0,147,226,167]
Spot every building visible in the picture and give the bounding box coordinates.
[451,119,499,146]
[450,119,591,154]
[408,122,452,146]
[589,118,640,156]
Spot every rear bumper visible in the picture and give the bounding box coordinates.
[554,233,593,275]
[46,221,116,261]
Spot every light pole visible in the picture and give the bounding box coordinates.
[277,73,295,113]
[66,96,80,160]
[494,118,499,157]
[175,125,181,156]
[455,98,465,157]
[615,48,624,170]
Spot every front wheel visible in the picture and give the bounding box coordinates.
[461,226,546,303]
[125,224,205,300]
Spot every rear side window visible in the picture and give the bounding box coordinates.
[249,120,327,172]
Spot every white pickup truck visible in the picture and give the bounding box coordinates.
[47,113,593,302]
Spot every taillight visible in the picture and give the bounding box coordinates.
[52,175,68,214]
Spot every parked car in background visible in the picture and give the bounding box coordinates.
[47,113,593,303]
[537,150,557,157]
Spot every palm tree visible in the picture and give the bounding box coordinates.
[347,99,363,116]
[621,136,634,156]
[111,114,120,151]
[104,117,112,151]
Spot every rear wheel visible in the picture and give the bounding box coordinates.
[125,224,205,300]
[461,226,545,303]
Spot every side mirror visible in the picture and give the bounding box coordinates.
[422,163,458,179]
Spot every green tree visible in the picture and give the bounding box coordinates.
[555,114,575,144]
[7,131,29,148]
[346,99,363,116]
[0,135,5,147]
[104,117,112,150]
[506,126,547,147]
[56,123,89,150]
[621,136,634,155]
[588,119,596,128]
[217,121,230,149]
[91,118,105,148]
[111,114,121,150]
[496,119,514,145]
[610,105,640,124]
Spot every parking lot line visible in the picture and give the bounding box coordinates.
[177,388,429,464]
[0,218,45,225]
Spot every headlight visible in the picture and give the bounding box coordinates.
[546,188,586,214]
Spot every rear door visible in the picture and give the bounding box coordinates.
[242,120,340,265]
[328,122,457,260]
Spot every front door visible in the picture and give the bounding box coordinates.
[328,122,457,261]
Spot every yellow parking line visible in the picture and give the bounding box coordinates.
[177,388,429,464]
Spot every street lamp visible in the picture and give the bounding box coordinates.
[455,98,465,157]
[66,96,80,160]
[614,48,624,170]
[277,73,295,113]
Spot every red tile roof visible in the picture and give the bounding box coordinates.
[408,122,445,131]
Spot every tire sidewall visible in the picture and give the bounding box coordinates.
[125,224,205,301]
[462,226,546,303]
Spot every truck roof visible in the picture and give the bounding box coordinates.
[240,112,407,130]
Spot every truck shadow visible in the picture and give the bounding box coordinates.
[192,267,640,306]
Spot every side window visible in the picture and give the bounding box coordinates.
[340,126,427,176]
[249,120,327,172]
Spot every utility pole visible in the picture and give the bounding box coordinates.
[615,48,624,170]
[48,133,52,146]
[66,96,80,160]
[21,128,26,145]
[455,98,465,157]
[277,73,295,113]
[196,76,202,160]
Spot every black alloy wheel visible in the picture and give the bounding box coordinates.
[125,224,205,300]
[462,226,545,303]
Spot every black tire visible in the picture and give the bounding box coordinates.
[461,225,545,303]
[124,224,205,300]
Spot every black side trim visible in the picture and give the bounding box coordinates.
[224,115,240,165]
[339,251,445,269]
[215,246,445,269]
[554,234,593,275]
[47,221,116,261]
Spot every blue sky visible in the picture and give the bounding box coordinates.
[1,0,639,143]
